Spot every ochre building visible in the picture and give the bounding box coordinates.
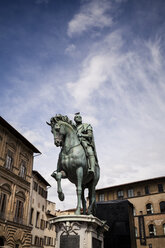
[0,116,40,247]
[96,176,165,248]
[30,170,56,247]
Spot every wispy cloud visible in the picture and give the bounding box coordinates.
[65,29,165,191]
[67,0,113,37]
[66,31,126,109]
[65,44,76,55]
[67,30,164,115]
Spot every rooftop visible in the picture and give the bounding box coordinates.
[0,116,41,154]
[33,170,51,187]
[96,176,165,192]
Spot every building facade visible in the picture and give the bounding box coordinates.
[30,170,56,248]
[0,116,40,247]
[96,176,165,248]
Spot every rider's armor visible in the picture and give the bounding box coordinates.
[76,122,98,175]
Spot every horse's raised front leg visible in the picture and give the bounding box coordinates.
[51,170,66,201]
[75,167,83,215]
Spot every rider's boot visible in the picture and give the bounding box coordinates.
[88,155,95,176]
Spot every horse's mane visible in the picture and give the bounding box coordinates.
[50,114,76,129]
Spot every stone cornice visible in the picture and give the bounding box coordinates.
[50,214,109,231]
[0,219,32,231]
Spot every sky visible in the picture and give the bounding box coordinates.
[1,0,165,210]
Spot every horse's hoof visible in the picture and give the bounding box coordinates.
[51,171,57,179]
[58,192,64,201]
[75,210,80,215]
[87,209,92,215]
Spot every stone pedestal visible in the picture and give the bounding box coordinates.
[50,215,109,248]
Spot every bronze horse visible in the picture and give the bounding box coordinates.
[47,114,100,215]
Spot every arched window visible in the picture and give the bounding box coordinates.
[0,183,11,219]
[0,193,7,218]
[163,223,165,235]
[146,203,153,214]
[160,201,165,213]
[14,191,26,224]
[148,224,156,236]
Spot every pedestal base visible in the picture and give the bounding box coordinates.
[50,215,109,248]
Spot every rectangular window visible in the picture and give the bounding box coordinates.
[0,193,7,218]
[34,236,39,246]
[117,190,124,199]
[149,224,156,236]
[14,200,24,224]
[48,222,51,230]
[146,203,153,214]
[44,190,48,199]
[36,211,40,228]
[128,189,134,198]
[40,219,45,230]
[44,236,47,245]
[158,184,163,193]
[5,150,13,170]
[39,186,42,195]
[33,181,38,191]
[138,215,146,245]
[30,208,34,225]
[40,238,43,246]
[99,193,104,201]
[145,185,150,195]
[38,186,47,199]
[137,191,141,196]
[19,160,26,179]
[50,223,53,230]
[47,237,51,245]
[51,237,53,245]
[160,201,165,213]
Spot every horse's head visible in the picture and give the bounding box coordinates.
[52,122,64,147]
[47,115,76,147]
[47,117,65,147]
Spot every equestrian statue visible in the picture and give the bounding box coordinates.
[47,113,100,215]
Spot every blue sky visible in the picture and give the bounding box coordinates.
[1,0,165,210]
